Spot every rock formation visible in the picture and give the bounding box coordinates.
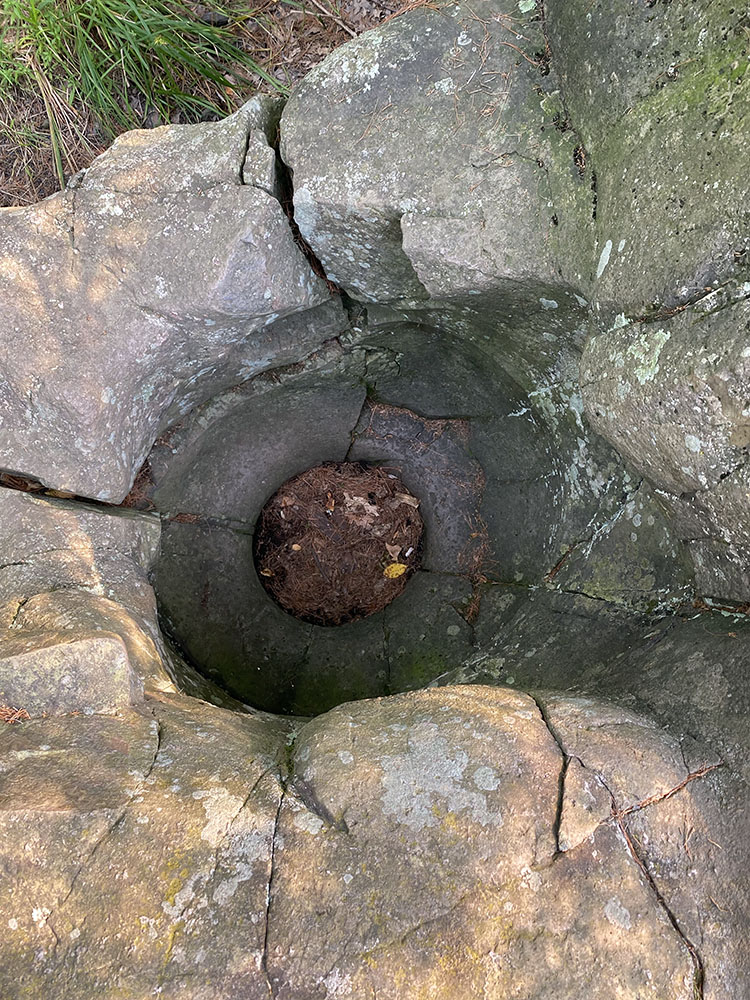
[0,0,748,997]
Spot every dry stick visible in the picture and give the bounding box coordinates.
[0,705,30,724]
[31,63,65,190]
[305,0,358,37]
[309,543,332,584]
[382,0,443,23]
[492,12,534,43]
[357,100,394,142]
[498,40,540,66]
[618,762,724,818]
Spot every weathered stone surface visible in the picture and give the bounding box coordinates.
[0,694,289,1000]
[353,318,691,601]
[462,587,750,777]
[689,538,750,604]
[0,490,158,620]
[544,0,750,605]
[543,695,735,1000]
[0,489,172,711]
[280,0,596,305]
[81,96,282,197]
[148,291,695,714]
[156,517,322,713]
[0,685,729,998]
[385,572,473,692]
[442,589,750,999]
[556,756,610,853]
[0,100,339,501]
[151,359,366,521]
[551,480,694,610]
[0,0,747,994]
[582,282,750,602]
[348,398,485,574]
[582,288,750,496]
[156,509,475,714]
[0,631,139,717]
[545,0,749,315]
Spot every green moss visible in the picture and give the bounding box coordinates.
[645,41,749,119]
[589,30,749,311]
[291,664,388,717]
[389,650,458,692]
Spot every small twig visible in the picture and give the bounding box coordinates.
[653,58,696,84]
[382,0,444,23]
[30,62,65,190]
[309,544,332,583]
[544,541,579,583]
[357,99,394,142]
[491,12,534,42]
[618,762,723,817]
[305,0,357,36]
[683,825,694,861]
[498,40,540,65]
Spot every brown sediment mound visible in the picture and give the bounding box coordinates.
[253,461,423,626]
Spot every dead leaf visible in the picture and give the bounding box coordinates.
[384,562,408,579]
[385,543,402,560]
[395,493,420,508]
[291,544,301,551]
[344,492,379,517]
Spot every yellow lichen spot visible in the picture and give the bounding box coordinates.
[440,810,462,836]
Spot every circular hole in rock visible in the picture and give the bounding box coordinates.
[253,461,423,626]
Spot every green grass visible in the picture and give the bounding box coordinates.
[0,0,290,187]
[0,0,397,205]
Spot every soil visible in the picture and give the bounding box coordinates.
[254,462,423,626]
[0,0,416,208]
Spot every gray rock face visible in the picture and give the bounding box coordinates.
[538,0,750,603]
[0,694,287,1000]
[281,0,595,305]
[0,685,728,1000]
[0,489,169,712]
[0,631,139,718]
[545,0,750,315]
[0,98,341,502]
[0,0,748,994]
[582,283,750,602]
[440,587,750,1000]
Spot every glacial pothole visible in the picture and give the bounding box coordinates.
[0,0,748,988]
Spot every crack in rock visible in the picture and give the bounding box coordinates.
[262,787,286,1000]
[611,802,706,1000]
[533,692,721,1000]
[288,776,350,835]
[527,693,569,856]
[48,711,162,949]
[544,478,644,583]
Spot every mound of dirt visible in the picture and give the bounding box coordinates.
[253,461,423,626]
